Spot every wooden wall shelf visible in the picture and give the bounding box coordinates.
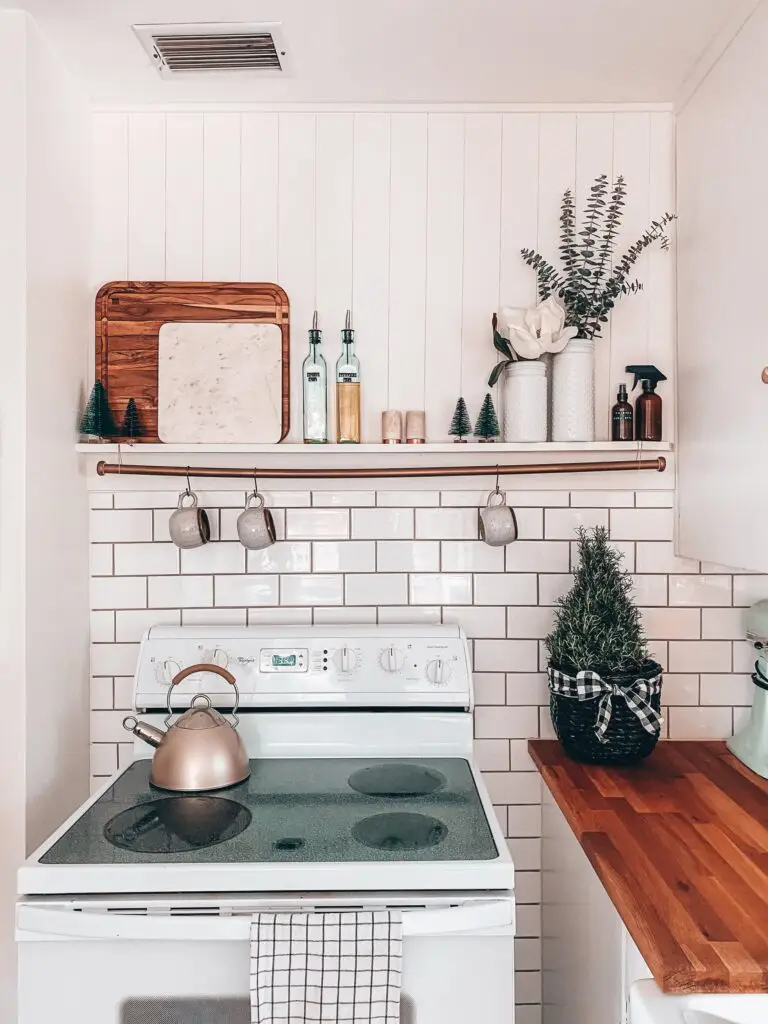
[77,441,673,456]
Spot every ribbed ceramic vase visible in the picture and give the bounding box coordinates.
[551,338,595,442]
[503,361,548,442]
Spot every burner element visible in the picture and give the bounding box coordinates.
[352,812,447,851]
[104,797,251,854]
[348,763,446,797]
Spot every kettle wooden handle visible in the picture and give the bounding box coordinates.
[171,663,236,687]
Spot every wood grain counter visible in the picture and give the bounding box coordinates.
[529,739,768,994]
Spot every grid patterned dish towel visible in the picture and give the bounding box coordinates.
[250,911,403,1024]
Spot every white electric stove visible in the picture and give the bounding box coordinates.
[17,625,515,1024]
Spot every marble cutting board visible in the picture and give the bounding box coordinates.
[158,322,283,443]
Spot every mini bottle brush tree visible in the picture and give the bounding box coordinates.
[120,398,142,439]
[448,398,472,442]
[474,393,500,442]
[80,380,117,439]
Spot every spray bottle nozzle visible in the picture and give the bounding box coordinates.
[625,364,667,391]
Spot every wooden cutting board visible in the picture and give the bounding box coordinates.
[95,281,290,442]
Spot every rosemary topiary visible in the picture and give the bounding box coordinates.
[546,526,648,674]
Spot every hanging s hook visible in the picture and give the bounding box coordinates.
[185,466,192,496]
[117,443,123,475]
[495,465,501,494]
[253,468,258,495]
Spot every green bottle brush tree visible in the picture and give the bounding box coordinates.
[448,398,472,442]
[474,393,500,442]
[80,380,117,439]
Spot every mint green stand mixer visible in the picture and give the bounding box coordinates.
[727,600,768,779]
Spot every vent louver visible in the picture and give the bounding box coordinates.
[133,23,288,77]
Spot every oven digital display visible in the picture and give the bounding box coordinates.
[272,654,297,667]
[259,649,309,673]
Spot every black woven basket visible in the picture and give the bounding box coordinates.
[549,660,663,765]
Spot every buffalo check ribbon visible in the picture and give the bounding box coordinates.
[548,666,663,744]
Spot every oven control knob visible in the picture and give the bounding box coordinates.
[334,647,359,674]
[426,657,451,686]
[380,647,406,673]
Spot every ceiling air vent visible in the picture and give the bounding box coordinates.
[133,23,289,78]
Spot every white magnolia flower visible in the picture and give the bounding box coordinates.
[501,295,578,360]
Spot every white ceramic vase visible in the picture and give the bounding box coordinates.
[503,360,548,442]
[551,338,595,442]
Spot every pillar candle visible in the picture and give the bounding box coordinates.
[381,410,403,443]
[405,410,426,443]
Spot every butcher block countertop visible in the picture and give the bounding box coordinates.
[529,739,768,994]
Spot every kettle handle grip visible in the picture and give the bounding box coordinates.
[170,663,236,687]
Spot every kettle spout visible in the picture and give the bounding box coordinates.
[123,716,165,749]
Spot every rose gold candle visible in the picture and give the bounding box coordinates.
[405,410,426,444]
[381,410,403,444]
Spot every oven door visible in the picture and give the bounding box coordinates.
[17,894,514,1024]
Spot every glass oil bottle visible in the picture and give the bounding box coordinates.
[335,310,361,443]
[302,311,328,444]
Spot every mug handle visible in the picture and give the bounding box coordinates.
[177,491,198,509]
[486,489,506,508]
[245,491,265,509]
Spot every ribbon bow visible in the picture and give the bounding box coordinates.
[548,667,662,744]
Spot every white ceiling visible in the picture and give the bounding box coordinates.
[1,0,758,105]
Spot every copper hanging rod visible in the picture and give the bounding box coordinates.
[97,457,666,480]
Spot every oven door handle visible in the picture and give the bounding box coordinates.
[17,901,513,941]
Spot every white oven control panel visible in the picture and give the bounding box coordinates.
[134,625,472,710]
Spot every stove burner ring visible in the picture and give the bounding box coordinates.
[352,812,447,851]
[103,796,251,854]
[348,763,446,797]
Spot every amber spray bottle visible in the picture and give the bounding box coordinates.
[611,383,634,441]
[625,365,667,442]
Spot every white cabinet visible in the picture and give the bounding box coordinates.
[677,3,768,573]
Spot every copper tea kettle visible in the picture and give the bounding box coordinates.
[123,663,250,792]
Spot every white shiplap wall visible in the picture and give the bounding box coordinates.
[91,108,675,442]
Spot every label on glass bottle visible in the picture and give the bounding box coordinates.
[306,372,320,382]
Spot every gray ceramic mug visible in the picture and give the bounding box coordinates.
[168,490,211,549]
[237,492,276,550]
[479,489,518,547]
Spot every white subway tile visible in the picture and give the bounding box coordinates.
[474,574,538,606]
[220,507,284,542]
[257,491,312,508]
[515,971,543,1006]
[91,576,146,610]
[702,608,746,640]
[118,743,135,770]
[507,608,554,640]
[733,576,768,607]
[182,543,246,575]
[248,543,312,574]
[544,508,608,540]
[506,673,548,705]
[474,639,539,673]
[635,542,698,573]
[667,706,733,739]
[538,574,574,606]
[701,560,746,573]
[515,870,542,903]
[91,709,131,743]
[515,938,542,971]
[311,541,375,572]
[493,805,507,834]
[538,706,556,739]
[376,541,439,572]
[352,508,414,540]
[89,492,113,509]
[484,771,533,804]
[508,837,541,870]
[610,508,674,541]
[443,605,505,639]
[378,606,441,624]
[90,677,113,710]
[213,575,278,607]
[114,491,181,509]
[570,490,634,508]
[149,575,213,608]
[185,608,248,626]
[114,543,179,576]
[473,672,506,705]
[509,740,537,771]
[247,608,310,626]
[699,673,754,706]
[415,508,477,540]
[516,904,542,938]
[504,490,569,507]
[410,573,472,605]
[441,541,503,572]
[113,677,134,710]
[734,642,758,673]
[281,575,343,606]
[90,509,153,542]
[668,641,732,673]
[734,706,751,732]
[631,575,668,606]
[507,806,542,841]
[635,491,674,508]
[669,575,732,607]
[514,508,544,540]
[286,508,349,540]
[116,609,181,643]
[507,542,569,573]
[90,610,114,643]
[662,674,699,705]
[311,490,376,507]
[641,608,700,640]
[475,706,539,739]
[314,607,377,624]
[346,574,408,606]
[91,744,118,775]
[474,739,510,771]
[90,544,113,576]
[378,490,439,506]
[648,641,668,672]
[438,491,491,507]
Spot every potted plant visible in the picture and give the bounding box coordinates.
[493,175,675,441]
[546,526,663,764]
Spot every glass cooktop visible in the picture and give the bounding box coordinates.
[40,758,498,865]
